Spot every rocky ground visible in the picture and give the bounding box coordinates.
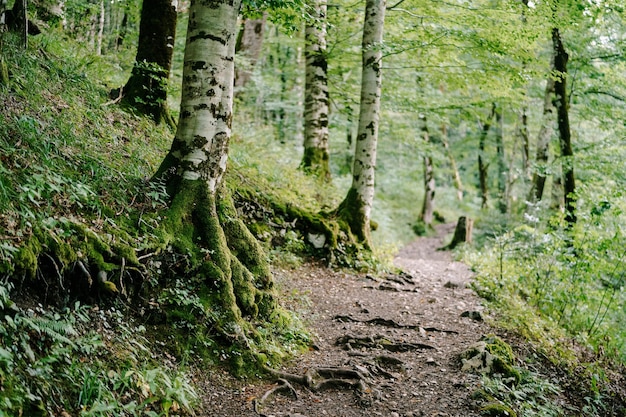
[196,224,499,416]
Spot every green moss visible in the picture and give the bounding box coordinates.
[483,335,515,366]
[13,239,41,280]
[335,187,370,249]
[300,147,331,181]
[480,402,517,417]
[229,255,259,317]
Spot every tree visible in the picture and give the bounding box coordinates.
[528,76,555,203]
[118,0,177,125]
[301,0,330,181]
[552,27,576,226]
[334,0,385,249]
[153,0,279,339]
[494,104,507,214]
[418,115,435,227]
[478,105,495,210]
[234,13,267,92]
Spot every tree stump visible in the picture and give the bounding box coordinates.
[444,216,473,250]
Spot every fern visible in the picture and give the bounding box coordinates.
[20,315,78,346]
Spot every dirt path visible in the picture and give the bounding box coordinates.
[198,224,493,416]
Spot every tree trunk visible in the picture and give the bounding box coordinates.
[119,0,177,125]
[419,115,435,227]
[96,0,104,55]
[234,13,267,91]
[478,104,495,209]
[494,104,507,214]
[153,0,280,343]
[335,0,385,249]
[441,124,463,201]
[116,10,128,49]
[301,0,330,181]
[519,106,530,179]
[528,76,555,203]
[8,0,29,46]
[552,27,576,226]
[444,216,473,250]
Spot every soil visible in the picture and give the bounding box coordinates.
[196,224,492,417]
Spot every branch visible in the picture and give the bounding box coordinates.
[583,88,626,102]
[387,0,406,9]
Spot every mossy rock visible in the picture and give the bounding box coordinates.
[480,402,517,417]
[461,334,520,382]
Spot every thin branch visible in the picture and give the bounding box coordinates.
[387,0,406,10]
[583,88,626,102]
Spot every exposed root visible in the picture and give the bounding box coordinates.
[256,365,376,413]
[336,334,436,352]
[334,315,458,334]
[253,378,299,415]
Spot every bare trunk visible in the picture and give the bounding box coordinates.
[552,27,576,226]
[301,0,330,181]
[529,76,555,203]
[234,13,267,91]
[494,105,507,214]
[441,124,463,201]
[156,0,234,190]
[419,116,435,226]
[519,106,530,179]
[336,0,385,248]
[96,0,104,55]
[478,104,495,209]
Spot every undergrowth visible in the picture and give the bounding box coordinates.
[465,199,626,415]
[0,282,198,417]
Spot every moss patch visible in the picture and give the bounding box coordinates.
[461,334,520,382]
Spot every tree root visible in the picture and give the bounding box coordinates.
[336,334,436,352]
[255,365,376,414]
[333,315,458,334]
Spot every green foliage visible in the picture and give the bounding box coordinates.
[477,369,564,417]
[0,282,198,416]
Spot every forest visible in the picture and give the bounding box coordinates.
[0,0,625,415]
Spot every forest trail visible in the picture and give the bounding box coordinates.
[199,224,493,416]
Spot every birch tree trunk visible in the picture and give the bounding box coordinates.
[301,0,330,181]
[552,27,576,226]
[153,0,278,338]
[335,0,385,249]
[119,0,177,125]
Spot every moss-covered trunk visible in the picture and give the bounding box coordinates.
[301,0,330,181]
[150,0,291,361]
[119,0,176,125]
[163,180,276,327]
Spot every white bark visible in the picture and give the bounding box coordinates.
[303,0,329,166]
[351,0,385,225]
[171,0,241,192]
